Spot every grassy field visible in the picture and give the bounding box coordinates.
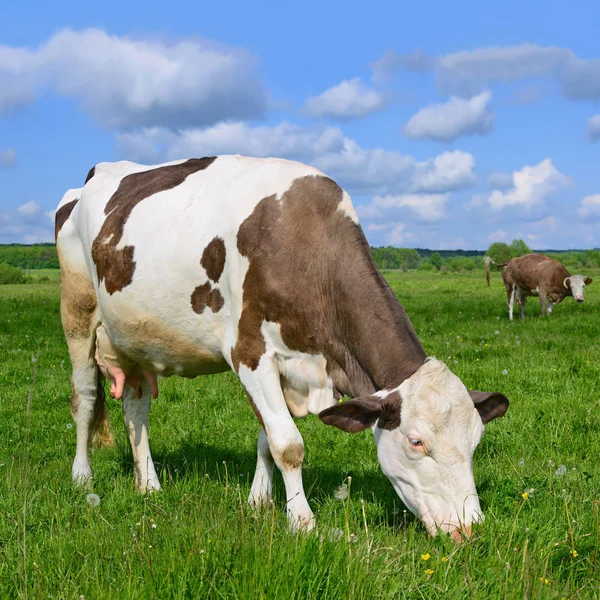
[1,270,600,599]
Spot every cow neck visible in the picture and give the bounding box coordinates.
[326,252,427,398]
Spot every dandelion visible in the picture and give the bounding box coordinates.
[548,460,555,468]
[554,464,567,476]
[334,484,348,500]
[86,493,100,507]
[518,458,524,466]
[151,523,157,529]
[327,528,344,541]
[495,330,500,335]
[521,491,529,500]
[421,553,431,561]
[66,423,73,429]
[502,369,509,376]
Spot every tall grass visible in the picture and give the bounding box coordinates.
[0,271,599,598]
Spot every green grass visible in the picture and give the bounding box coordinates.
[1,270,599,598]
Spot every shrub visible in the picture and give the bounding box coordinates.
[0,262,26,284]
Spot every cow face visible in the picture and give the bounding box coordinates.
[564,275,592,303]
[320,359,508,540]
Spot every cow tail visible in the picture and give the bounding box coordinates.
[90,370,114,448]
[484,256,493,287]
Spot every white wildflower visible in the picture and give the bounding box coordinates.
[86,493,100,507]
[555,465,567,476]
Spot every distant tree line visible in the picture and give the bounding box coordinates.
[1,242,600,283]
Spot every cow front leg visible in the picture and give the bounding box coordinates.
[239,361,314,531]
[122,381,161,492]
[520,295,526,320]
[539,290,548,316]
[249,427,275,507]
[508,286,516,321]
[547,299,553,314]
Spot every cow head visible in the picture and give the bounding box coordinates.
[564,275,593,303]
[319,358,508,541]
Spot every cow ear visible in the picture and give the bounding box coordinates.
[319,392,402,433]
[585,277,593,285]
[319,396,382,433]
[469,391,509,424]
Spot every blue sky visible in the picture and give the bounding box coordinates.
[1,0,599,249]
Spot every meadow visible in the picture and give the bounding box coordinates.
[1,270,599,599]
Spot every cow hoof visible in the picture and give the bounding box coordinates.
[72,461,92,485]
[136,477,162,494]
[248,491,273,509]
[288,511,315,533]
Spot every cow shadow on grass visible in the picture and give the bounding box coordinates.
[116,439,412,530]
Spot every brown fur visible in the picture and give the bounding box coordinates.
[92,157,216,294]
[54,199,79,241]
[201,237,226,283]
[244,388,265,428]
[232,175,426,397]
[281,442,304,470]
[59,269,98,339]
[190,282,225,314]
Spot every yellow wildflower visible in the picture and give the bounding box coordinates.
[424,569,434,576]
[421,553,431,561]
[522,491,529,500]
[538,577,549,585]
[441,556,449,563]
[570,549,578,558]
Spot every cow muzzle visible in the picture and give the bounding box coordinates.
[576,296,584,303]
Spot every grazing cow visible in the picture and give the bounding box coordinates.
[56,156,509,540]
[485,254,592,320]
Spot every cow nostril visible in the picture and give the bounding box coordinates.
[450,524,473,543]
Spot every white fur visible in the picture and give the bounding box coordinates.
[373,359,484,535]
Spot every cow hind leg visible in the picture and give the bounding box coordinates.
[249,427,275,507]
[61,270,113,484]
[122,381,161,492]
[520,294,527,320]
[508,286,516,321]
[239,360,314,531]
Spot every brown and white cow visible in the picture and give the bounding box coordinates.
[56,156,509,540]
[485,254,592,320]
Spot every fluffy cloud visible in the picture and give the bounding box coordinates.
[0,201,54,244]
[487,159,570,210]
[587,115,600,141]
[370,49,433,84]
[304,78,387,120]
[403,91,493,142]
[578,194,600,219]
[487,230,507,242]
[0,147,16,167]
[117,123,477,197]
[0,28,266,128]
[370,193,449,221]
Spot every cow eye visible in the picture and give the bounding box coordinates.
[408,436,423,448]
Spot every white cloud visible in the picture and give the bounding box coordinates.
[367,223,391,232]
[436,44,571,96]
[18,200,43,220]
[403,91,493,142]
[372,193,449,221]
[304,78,387,120]
[370,49,433,84]
[389,222,408,245]
[117,123,476,197]
[487,230,507,242]
[587,115,600,141]
[487,171,513,189]
[578,194,600,218]
[0,28,266,128]
[411,150,476,193]
[487,159,570,210]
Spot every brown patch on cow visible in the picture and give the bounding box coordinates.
[60,269,98,339]
[85,165,96,184]
[54,198,79,241]
[281,442,304,470]
[231,175,426,397]
[191,282,225,314]
[378,390,402,430]
[92,157,217,294]
[201,237,226,283]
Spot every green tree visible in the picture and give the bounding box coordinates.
[430,252,442,271]
[509,239,531,258]
[486,242,511,264]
